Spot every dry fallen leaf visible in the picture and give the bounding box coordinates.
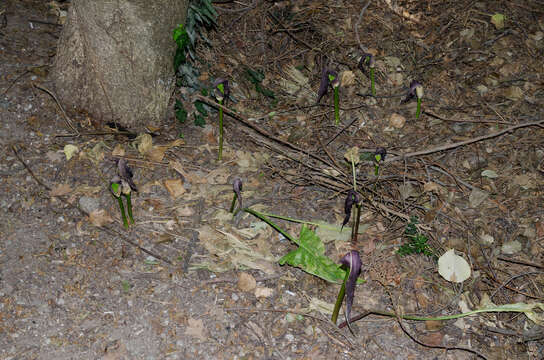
[238,272,256,292]
[438,249,471,283]
[254,287,274,298]
[63,144,78,160]
[389,113,406,128]
[148,146,168,162]
[89,209,114,227]
[185,318,206,341]
[111,144,125,157]
[50,183,72,197]
[135,133,153,155]
[164,179,185,198]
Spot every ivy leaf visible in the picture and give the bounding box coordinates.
[279,225,348,284]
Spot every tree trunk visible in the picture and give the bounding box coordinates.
[52,0,188,131]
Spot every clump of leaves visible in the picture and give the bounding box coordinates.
[246,68,275,100]
[358,53,376,96]
[397,217,434,257]
[317,68,341,125]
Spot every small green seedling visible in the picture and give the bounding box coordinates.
[213,78,229,161]
[373,147,387,176]
[317,68,341,125]
[397,217,434,257]
[358,53,376,96]
[402,80,424,119]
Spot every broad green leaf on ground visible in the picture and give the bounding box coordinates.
[279,225,347,284]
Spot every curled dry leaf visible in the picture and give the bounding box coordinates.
[343,146,360,165]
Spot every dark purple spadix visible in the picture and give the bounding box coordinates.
[340,250,362,331]
[317,68,339,104]
[341,190,361,231]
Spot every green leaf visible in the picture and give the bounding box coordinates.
[279,225,348,284]
[121,280,131,293]
[194,100,208,116]
[194,114,206,127]
[175,100,187,123]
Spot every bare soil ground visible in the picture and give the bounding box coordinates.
[1,0,543,359]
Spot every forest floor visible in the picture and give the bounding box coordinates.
[1,0,543,359]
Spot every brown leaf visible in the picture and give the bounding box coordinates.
[50,183,72,197]
[185,318,206,340]
[89,209,113,227]
[419,331,444,346]
[164,179,185,199]
[148,145,167,162]
[238,272,256,292]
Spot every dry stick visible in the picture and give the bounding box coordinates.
[11,144,172,265]
[354,0,372,53]
[33,83,79,135]
[497,256,544,270]
[384,119,544,164]
[423,110,512,125]
[194,94,335,169]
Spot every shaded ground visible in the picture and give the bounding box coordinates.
[1,0,543,359]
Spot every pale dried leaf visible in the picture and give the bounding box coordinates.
[185,318,206,340]
[135,133,153,155]
[63,144,78,160]
[238,272,256,292]
[89,209,113,227]
[164,179,185,199]
[254,287,274,298]
[50,183,72,197]
[438,249,471,283]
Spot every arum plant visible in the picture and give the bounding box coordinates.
[332,190,363,334]
[373,147,386,176]
[213,78,229,161]
[317,68,341,125]
[111,159,137,229]
[229,177,243,214]
[358,53,376,96]
[401,80,424,119]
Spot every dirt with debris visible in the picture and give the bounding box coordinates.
[1,0,544,359]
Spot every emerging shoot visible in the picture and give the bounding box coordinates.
[374,147,387,176]
[317,68,341,125]
[358,53,376,96]
[111,159,137,228]
[213,78,229,161]
[402,80,424,119]
[230,177,243,214]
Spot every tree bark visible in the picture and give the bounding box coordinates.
[52,0,188,131]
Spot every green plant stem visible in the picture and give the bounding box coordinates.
[370,68,375,96]
[229,193,237,213]
[218,100,224,160]
[416,97,422,119]
[343,305,540,326]
[333,87,339,125]
[243,208,296,243]
[374,163,379,176]
[331,270,349,324]
[125,193,134,224]
[116,196,128,229]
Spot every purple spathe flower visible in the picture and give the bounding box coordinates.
[213,78,230,103]
[317,68,339,104]
[358,53,375,76]
[341,190,361,230]
[401,80,422,104]
[233,177,243,210]
[374,147,387,162]
[340,250,362,332]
